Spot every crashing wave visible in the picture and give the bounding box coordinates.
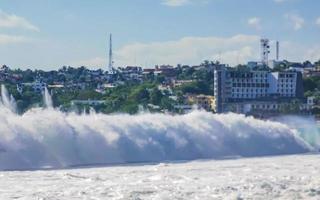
[0,85,315,170]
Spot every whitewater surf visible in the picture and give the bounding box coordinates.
[0,85,318,170]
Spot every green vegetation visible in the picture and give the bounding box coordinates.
[0,62,217,114]
[1,59,319,116]
[5,80,203,114]
[176,81,211,95]
[303,76,320,116]
[303,76,320,94]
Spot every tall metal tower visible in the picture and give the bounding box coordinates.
[260,38,270,65]
[108,34,113,73]
[276,41,280,61]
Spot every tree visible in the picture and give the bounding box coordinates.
[150,88,163,105]
[160,97,174,111]
[177,81,211,95]
[155,75,165,84]
[128,84,151,104]
[303,77,320,92]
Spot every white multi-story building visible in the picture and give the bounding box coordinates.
[270,72,299,98]
[214,66,304,113]
[227,70,270,99]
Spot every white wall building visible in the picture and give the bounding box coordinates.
[214,66,304,113]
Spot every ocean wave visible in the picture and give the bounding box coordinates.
[0,85,314,170]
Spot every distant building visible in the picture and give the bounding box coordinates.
[303,69,320,78]
[154,65,176,78]
[288,62,304,72]
[268,60,282,69]
[247,60,280,69]
[142,68,155,75]
[119,66,143,81]
[214,65,304,113]
[187,94,216,112]
[223,99,312,117]
[0,65,9,72]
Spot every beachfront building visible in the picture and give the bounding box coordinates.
[214,65,304,114]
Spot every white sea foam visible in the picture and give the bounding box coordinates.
[0,85,315,170]
[1,154,319,199]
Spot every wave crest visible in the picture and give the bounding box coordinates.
[0,105,312,170]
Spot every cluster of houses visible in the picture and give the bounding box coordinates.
[0,57,319,117]
[0,65,23,83]
[118,65,177,82]
[120,60,320,115]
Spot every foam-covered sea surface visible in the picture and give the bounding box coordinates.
[0,154,319,199]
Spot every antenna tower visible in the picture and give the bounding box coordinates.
[276,41,280,61]
[260,38,270,65]
[108,34,113,73]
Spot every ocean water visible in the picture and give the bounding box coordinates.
[0,85,319,199]
[0,154,319,200]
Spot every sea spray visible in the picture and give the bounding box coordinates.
[273,115,320,149]
[0,85,16,113]
[43,87,53,108]
[0,108,313,170]
[0,85,315,170]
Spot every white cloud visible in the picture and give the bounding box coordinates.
[0,34,30,45]
[247,17,262,30]
[162,0,190,6]
[161,0,210,7]
[303,46,320,62]
[274,0,296,3]
[272,41,320,62]
[0,10,39,31]
[316,17,320,27]
[114,35,260,67]
[113,35,320,68]
[285,13,304,31]
[212,47,255,65]
[274,0,288,3]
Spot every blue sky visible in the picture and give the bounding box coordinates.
[0,0,319,69]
